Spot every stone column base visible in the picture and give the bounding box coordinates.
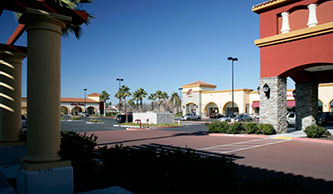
[17,165,73,194]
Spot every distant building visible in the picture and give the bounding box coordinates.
[181,81,333,118]
[22,92,103,116]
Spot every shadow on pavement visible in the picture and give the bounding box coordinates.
[97,131,208,146]
[123,143,333,194]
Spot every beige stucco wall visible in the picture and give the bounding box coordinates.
[318,84,333,112]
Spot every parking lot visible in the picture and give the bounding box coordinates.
[62,117,333,184]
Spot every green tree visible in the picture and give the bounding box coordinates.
[148,93,156,111]
[154,90,169,112]
[119,85,131,122]
[170,92,181,113]
[100,90,110,116]
[135,88,148,112]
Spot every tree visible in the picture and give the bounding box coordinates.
[114,91,122,112]
[119,85,131,123]
[161,92,169,112]
[170,92,181,113]
[148,93,156,111]
[100,90,110,116]
[154,90,169,112]
[135,88,148,112]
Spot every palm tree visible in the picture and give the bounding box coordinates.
[170,92,180,113]
[120,85,131,123]
[148,93,156,111]
[135,88,147,112]
[100,90,110,116]
[161,92,169,112]
[154,90,163,112]
[114,91,122,112]
[132,90,140,111]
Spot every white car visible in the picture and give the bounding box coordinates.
[182,113,201,121]
[218,116,231,122]
[287,112,296,126]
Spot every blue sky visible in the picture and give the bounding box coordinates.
[0,0,295,104]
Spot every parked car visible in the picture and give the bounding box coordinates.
[317,112,333,126]
[210,113,223,119]
[218,116,231,122]
[287,112,296,126]
[116,114,133,123]
[182,113,201,121]
[234,114,253,122]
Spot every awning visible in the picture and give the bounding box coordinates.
[287,100,295,107]
[251,101,260,108]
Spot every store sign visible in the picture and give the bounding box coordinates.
[70,103,84,106]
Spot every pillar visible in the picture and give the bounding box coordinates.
[295,83,318,131]
[281,12,290,34]
[259,77,287,133]
[307,4,318,28]
[0,51,25,144]
[17,8,73,194]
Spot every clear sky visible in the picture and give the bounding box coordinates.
[0,0,295,104]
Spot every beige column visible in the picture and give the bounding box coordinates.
[0,51,25,143]
[19,8,71,164]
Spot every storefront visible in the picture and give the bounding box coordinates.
[181,81,333,118]
[22,92,101,116]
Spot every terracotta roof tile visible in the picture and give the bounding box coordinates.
[88,92,100,97]
[61,98,99,103]
[181,81,216,88]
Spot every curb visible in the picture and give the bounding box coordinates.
[126,128,151,131]
[208,133,333,144]
[126,126,183,131]
[208,133,268,138]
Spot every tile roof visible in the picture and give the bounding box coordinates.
[181,81,217,88]
[61,98,99,103]
[252,0,292,13]
[88,92,100,97]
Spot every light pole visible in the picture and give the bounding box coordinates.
[227,57,238,118]
[83,88,87,115]
[116,78,124,113]
[178,88,183,113]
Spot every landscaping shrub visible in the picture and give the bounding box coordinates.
[258,124,276,135]
[174,112,183,117]
[245,123,260,134]
[70,116,81,120]
[227,122,245,134]
[99,145,236,194]
[206,121,229,133]
[304,125,328,138]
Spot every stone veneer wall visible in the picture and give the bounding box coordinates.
[260,77,288,133]
[295,83,318,130]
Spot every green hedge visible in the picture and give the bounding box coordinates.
[207,121,275,135]
[304,125,330,138]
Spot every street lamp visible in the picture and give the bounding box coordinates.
[227,57,238,118]
[83,88,87,115]
[116,78,124,112]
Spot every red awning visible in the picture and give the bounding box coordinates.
[287,100,295,107]
[251,101,260,108]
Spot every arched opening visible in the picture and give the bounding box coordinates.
[318,100,323,112]
[185,103,198,114]
[87,106,96,115]
[61,106,69,115]
[330,100,333,112]
[71,106,83,115]
[223,102,239,116]
[204,102,219,117]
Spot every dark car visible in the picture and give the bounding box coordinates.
[116,114,133,123]
[234,114,253,122]
[210,113,223,119]
[317,112,333,126]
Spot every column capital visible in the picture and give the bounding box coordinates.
[19,8,72,33]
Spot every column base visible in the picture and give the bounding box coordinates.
[17,164,73,194]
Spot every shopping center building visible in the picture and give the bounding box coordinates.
[21,92,102,116]
[181,81,333,118]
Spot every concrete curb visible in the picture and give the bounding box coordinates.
[208,133,333,144]
[126,126,183,131]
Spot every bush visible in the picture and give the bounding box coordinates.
[245,123,260,134]
[304,125,327,138]
[70,116,81,120]
[207,121,229,133]
[174,112,183,117]
[258,124,276,135]
[227,122,244,134]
